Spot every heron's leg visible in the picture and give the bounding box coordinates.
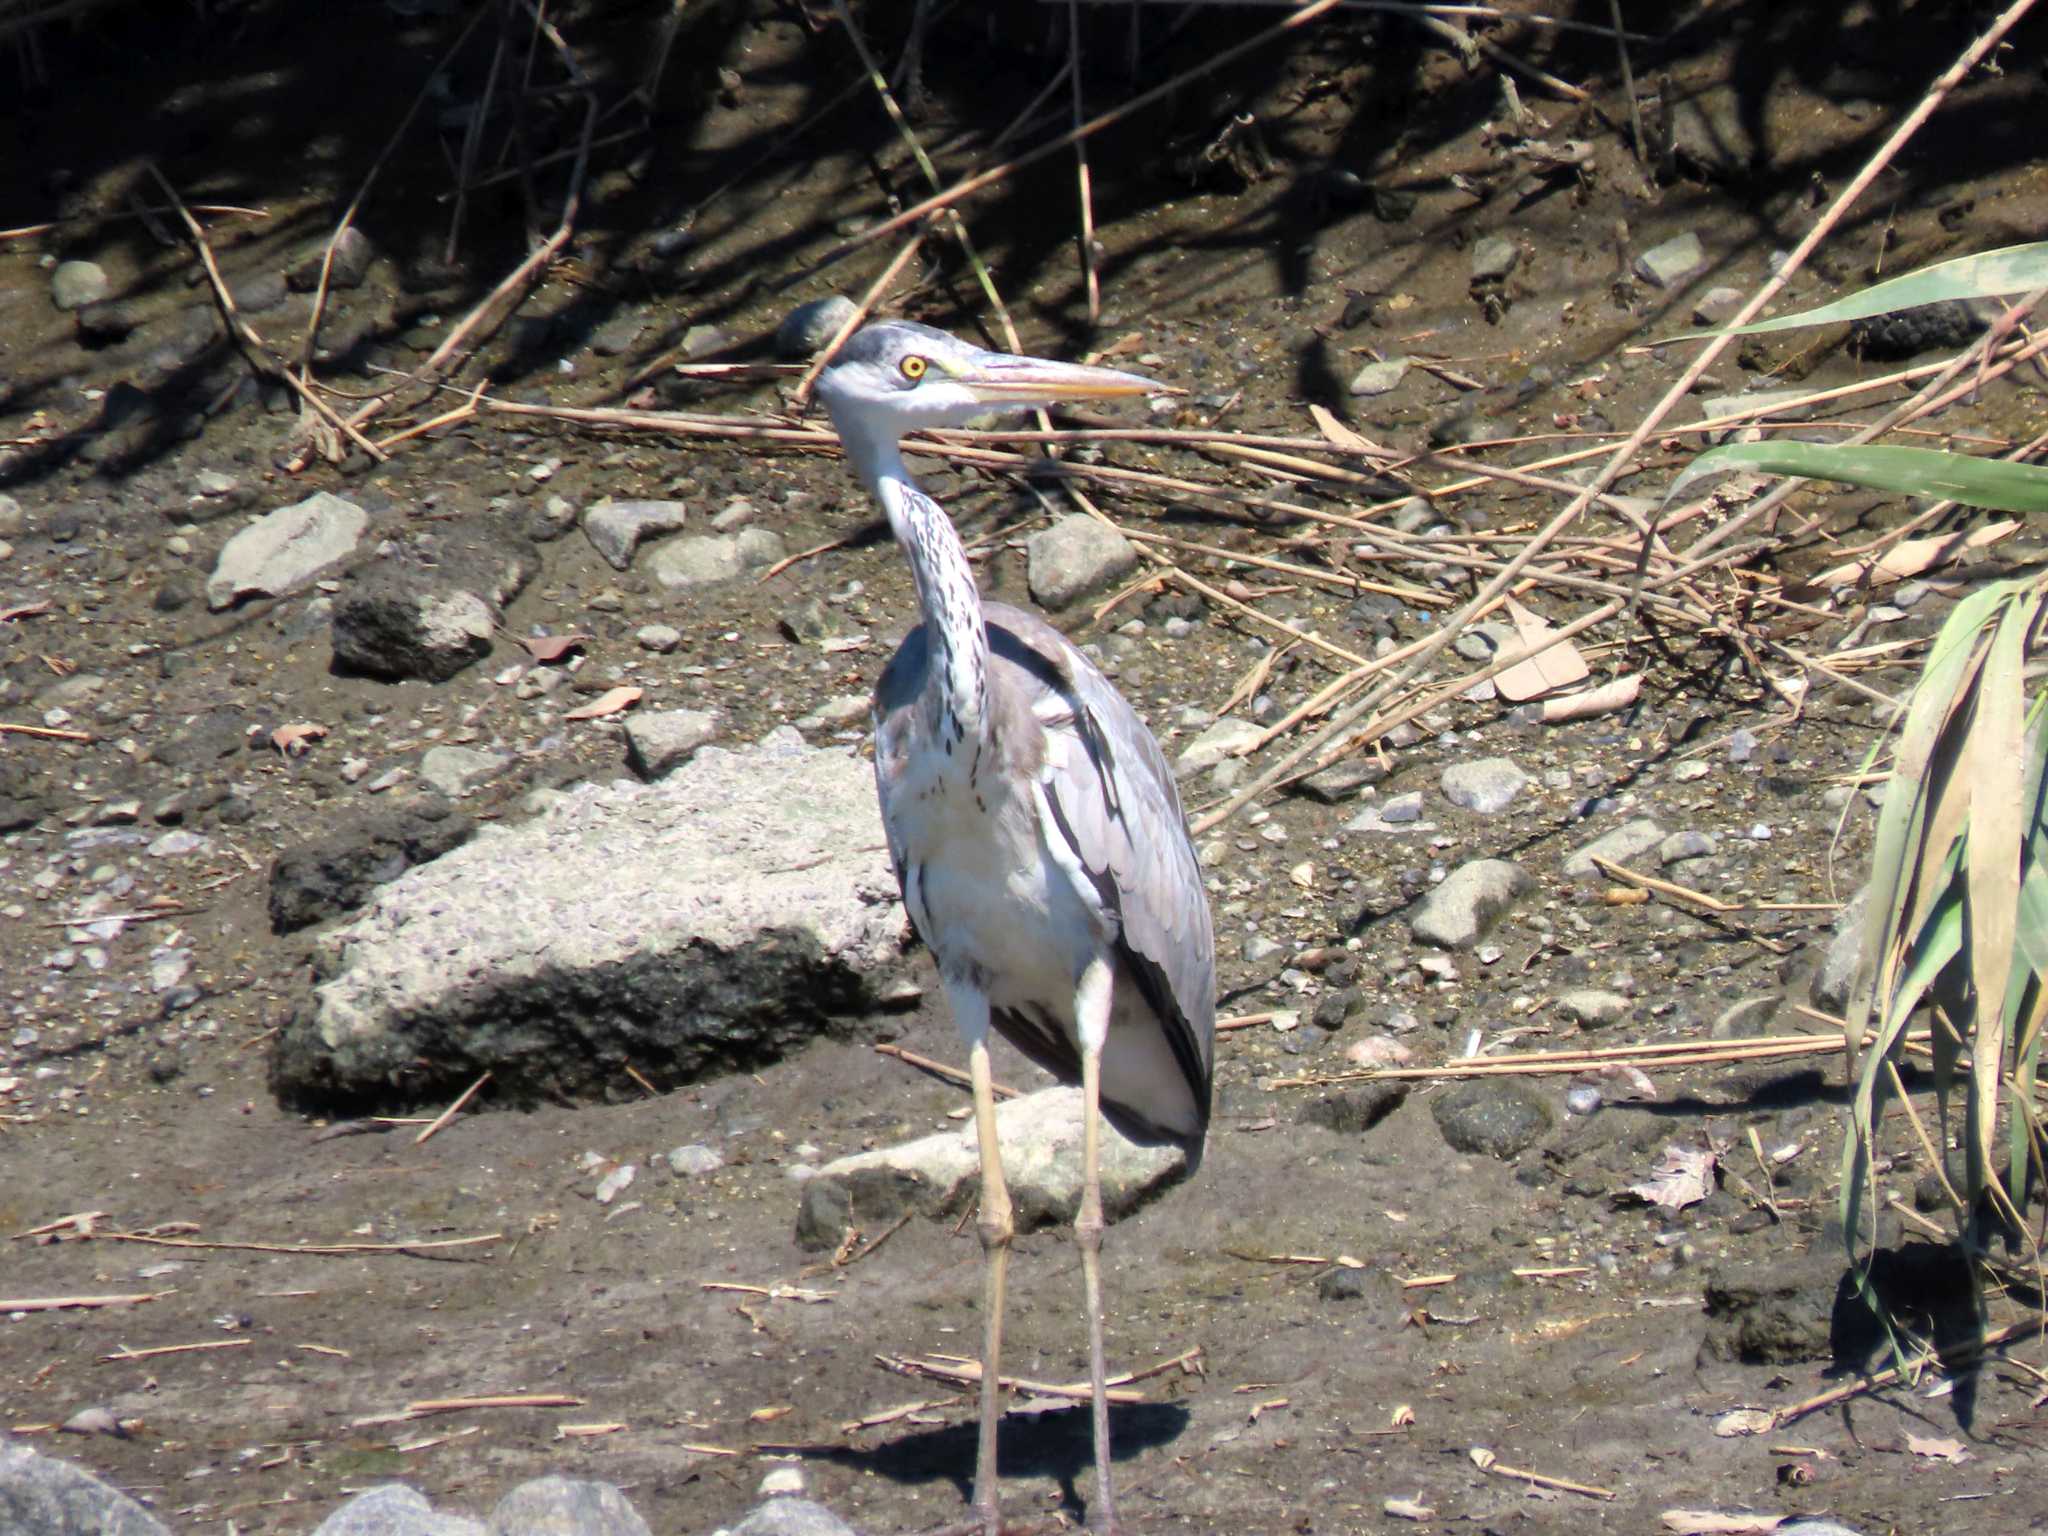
[957,986,1013,1536]
[1074,960,1120,1534]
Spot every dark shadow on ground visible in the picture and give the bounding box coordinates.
[799,1399,1192,1525]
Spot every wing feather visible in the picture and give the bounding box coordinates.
[984,602,1216,1139]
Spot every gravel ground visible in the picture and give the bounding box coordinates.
[3,3,2047,1533]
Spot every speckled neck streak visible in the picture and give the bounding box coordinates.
[876,458,989,751]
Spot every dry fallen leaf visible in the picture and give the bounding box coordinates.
[521,633,591,664]
[564,685,643,721]
[749,1404,795,1423]
[1712,1408,1775,1438]
[1906,1432,1970,1463]
[1587,1062,1659,1101]
[1390,1403,1415,1427]
[272,722,328,758]
[1627,1144,1717,1210]
[1542,673,1642,723]
[1493,597,1591,702]
[1307,402,1393,458]
[1383,1495,1435,1521]
[1809,519,2017,592]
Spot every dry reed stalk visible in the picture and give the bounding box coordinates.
[800,0,1343,279]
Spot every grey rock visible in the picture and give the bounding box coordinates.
[682,324,727,358]
[1316,1266,1384,1303]
[646,535,739,590]
[776,297,859,359]
[309,1483,485,1536]
[269,802,475,934]
[1432,1078,1552,1159]
[1635,232,1705,289]
[1293,760,1382,803]
[148,706,250,769]
[50,260,110,311]
[624,709,718,780]
[796,1086,1188,1251]
[1810,883,1870,1014]
[1348,358,1409,396]
[589,315,648,357]
[486,1476,650,1536]
[636,624,682,654]
[233,272,290,314]
[1026,515,1137,610]
[666,1144,724,1177]
[1298,1082,1407,1135]
[1409,858,1530,950]
[1470,236,1518,282]
[75,299,143,342]
[274,733,911,1107]
[0,1445,170,1535]
[737,527,786,567]
[1699,1247,1843,1363]
[1174,716,1261,776]
[529,495,580,542]
[1699,387,1811,443]
[206,491,368,610]
[728,1497,862,1536]
[1452,621,1516,661]
[418,746,509,799]
[1440,756,1528,815]
[795,695,868,733]
[0,493,23,538]
[1692,286,1745,326]
[1657,830,1717,865]
[288,226,375,292]
[1346,791,1428,833]
[647,530,784,591]
[711,497,758,531]
[333,580,494,682]
[1712,995,1779,1040]
[1556,988,1628,1028]
[585,499,688,572]
[1563,817,1665,878]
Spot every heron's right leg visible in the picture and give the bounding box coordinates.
[957,986,1013,1536]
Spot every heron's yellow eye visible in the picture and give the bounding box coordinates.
[900,355,928,381]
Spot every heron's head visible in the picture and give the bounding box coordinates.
[816,320,1158,452]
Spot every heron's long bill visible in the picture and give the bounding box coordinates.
[961,354,1159,405]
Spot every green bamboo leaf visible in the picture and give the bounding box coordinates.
[2017,865,2048,977]
[1668,442,2048,514]
[1667,241,2048,341]
[1963,610,2027,1202]
[1897,865,1966,1015]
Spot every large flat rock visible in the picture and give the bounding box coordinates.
[795,1086,1191,1250]
[272,731,911,1108]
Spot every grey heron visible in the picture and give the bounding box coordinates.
[817,321,1215,1535]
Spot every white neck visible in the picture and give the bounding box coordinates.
[849,431,990,748]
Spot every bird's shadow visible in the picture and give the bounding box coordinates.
[800,1401,1191,1524]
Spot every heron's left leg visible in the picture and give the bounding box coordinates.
[1074,957,1121,1534]
[953,984,1013,1536]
